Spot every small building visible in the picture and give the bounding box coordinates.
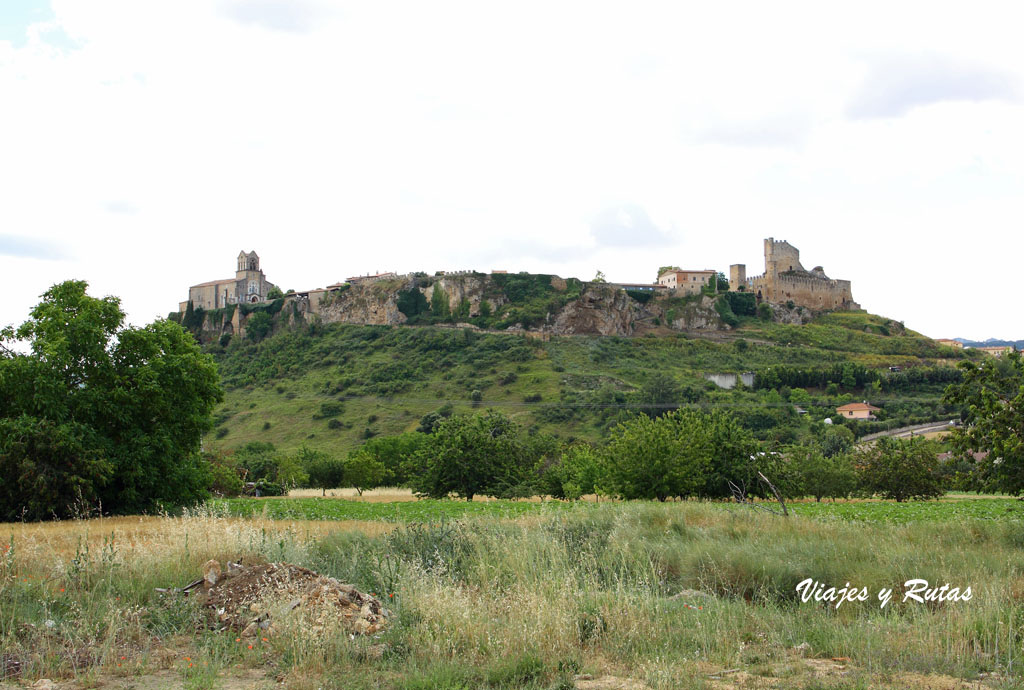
[657,269,717,296]
[836,402,881,420]
[936,339,964,349]
[180,251,277,311]
[975,345,1014,358]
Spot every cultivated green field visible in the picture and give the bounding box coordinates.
[218,495,1024,525]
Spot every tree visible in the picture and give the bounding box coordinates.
[601,410,713,501]
[538,442,602,500]
[412,411,528,500]
[358,433,427,486]
[0,281,222,519]
[638,373,684,417]
[788,445,856,501]
[592,270,607,283]
[300,447,345,496]
[819,426,855,458]
[233,441,280,482]
[246,310,273,341]
[943,352,1024,493]
[856,437,944,501]
[266,286,284,300]
[697,411,762,499]
[344,449,385,495]
[430,284,450,319]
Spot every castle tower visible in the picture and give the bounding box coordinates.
[729,264,746,291]
[764,238,803,277]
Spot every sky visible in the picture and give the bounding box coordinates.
[1,1,1022,340]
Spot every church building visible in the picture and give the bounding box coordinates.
[179,251,278,311]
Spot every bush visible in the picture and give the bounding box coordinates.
[315,401,345,419]
[252,478,284,496]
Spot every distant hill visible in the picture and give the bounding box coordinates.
[955,338,1024,349]
[199,307,977,458]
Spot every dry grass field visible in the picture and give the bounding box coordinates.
[2,501,1023,689]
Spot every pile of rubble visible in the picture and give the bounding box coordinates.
[165,559,388,638]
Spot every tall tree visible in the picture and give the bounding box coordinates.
[943,352,1024,494]
[0,281,223,519]
[412,411,528,500]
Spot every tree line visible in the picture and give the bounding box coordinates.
[2,282,1021,521]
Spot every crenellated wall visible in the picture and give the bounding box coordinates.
[733,238,859,311]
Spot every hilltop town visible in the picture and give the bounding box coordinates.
[176,238,865,341]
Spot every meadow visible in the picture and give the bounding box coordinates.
[3,497,1024,689]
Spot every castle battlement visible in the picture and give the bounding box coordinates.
[732,240,858,311]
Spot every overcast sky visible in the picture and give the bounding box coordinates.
[2,1,1022,340]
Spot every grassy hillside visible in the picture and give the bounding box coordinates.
[202,309,976,458]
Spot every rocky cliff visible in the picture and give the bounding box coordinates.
[180,273,732,342]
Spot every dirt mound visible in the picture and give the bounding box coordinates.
[197,560,388,638]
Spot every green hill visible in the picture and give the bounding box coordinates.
[201,308,976,458]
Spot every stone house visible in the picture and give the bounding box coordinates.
[657,269,717,296]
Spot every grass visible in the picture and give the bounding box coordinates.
[3,500,1024,688]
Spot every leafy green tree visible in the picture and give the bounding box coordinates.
[757,302,773,321]
[856,437,944,501]
[300,447,346,496]
[943,352,1024,494]
[233,441,280,481]
[412,411,528,500]
[788,445,856,501]
[601,410,713,501]
[593,270,607,283]
[430,284,450,319]
[266,286,284,300]
[539,442,601,500]
[357,433,427,486]
[819,426,855,458]
[204,451,244,497]
[344,448,385,495]
[638,373,684,417]
[0,281,222,518]
[696,411,762,499]
[246,310,273,341]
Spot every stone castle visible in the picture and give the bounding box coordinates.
[178,239,858,338]
[729,238,858,311]
[178,251,278,312]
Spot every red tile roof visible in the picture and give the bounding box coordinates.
[836,402,881,412]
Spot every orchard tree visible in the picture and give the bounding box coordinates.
[0,281,222,519]
[300,447,346,496]
[943,352,1024,494]
[344,448,385,496]
[788,445,857,502]
[602,410,714,501]
[412,411,528,500]
[538,441,602,500]
[856,437,944,501]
